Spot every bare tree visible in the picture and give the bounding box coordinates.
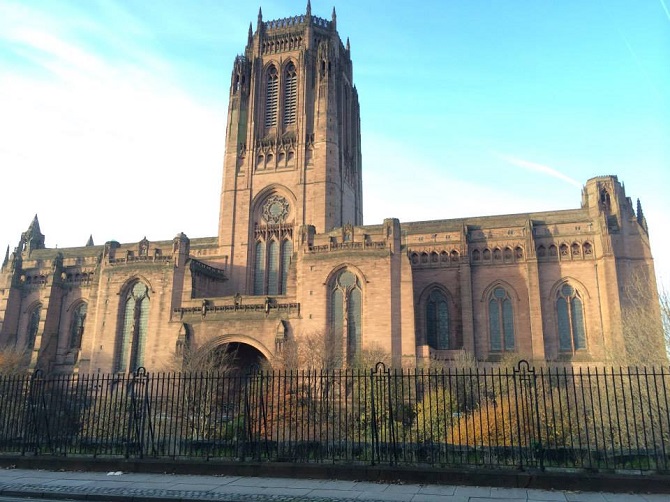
[278,329,343,370]
[0,344,28,375]
[617,269,667,366]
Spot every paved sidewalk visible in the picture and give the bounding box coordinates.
[0,468,666,502]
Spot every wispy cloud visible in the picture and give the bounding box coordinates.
[495,153,582,188]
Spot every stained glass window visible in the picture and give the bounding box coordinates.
[267,240,279,295]
[557,284,586,352]
[70,302,87,350]
[254,241,265,295]
[489,287,515,351]
[426,290,449,350]
[116,282,150,372]
[26,305,41,352]
[329,270,362,366]
[280,239,292,294]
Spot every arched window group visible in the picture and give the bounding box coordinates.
[265,62,298,131]
[426,289,449,350]
[488,287,515,351]
[557,284,586,352]
[115,282,150,373]
[253,238,293,295]
[471,246,524,263]
[537,242,593,260]
[329,270,362,366]
[409,249,460,267]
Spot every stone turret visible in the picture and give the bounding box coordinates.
[20,215,45,254]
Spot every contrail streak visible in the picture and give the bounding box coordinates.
[496,153,582,188]
[659,0,670,21]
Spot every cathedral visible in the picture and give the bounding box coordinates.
[0,5,661,374]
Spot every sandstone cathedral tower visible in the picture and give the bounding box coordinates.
[0,4,663,375]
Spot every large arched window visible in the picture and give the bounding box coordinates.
[69,302,87,350]
[26,304,42,352]
[557,284,586,352]
[489,287,515,351]
[115,282,150,372]
[253,194,293,295]
[265,65,278,128]
[253,238,293,295]
[329,270,362,366]
[283,62,297,126]
[426,289,449,350]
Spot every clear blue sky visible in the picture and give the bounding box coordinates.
[1,1,668,290]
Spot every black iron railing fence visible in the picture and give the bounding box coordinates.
[1,361,669,472]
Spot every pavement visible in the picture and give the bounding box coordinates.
[0,468,667,502]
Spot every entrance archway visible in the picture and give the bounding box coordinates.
[211,342,267,373]
[192,334,273,374]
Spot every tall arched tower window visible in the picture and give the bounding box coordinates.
[115,282,150,372]
[70,302,87,350]
[26,304,42,352]
[426,289,449,350]
[489,287,515,351]
[329,270,362,366]
[265,65,278,128]
[283,62,297,126]
[557,284,586,352]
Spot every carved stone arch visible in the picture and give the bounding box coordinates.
[262,60,280,75]
[119,275,154,296]
[559,242,570,257]
[571,242,581,255]
[23,299,43,315]
[418,282,454,306]
[198,334,274,364]
[323,263,368,288]
[483,248,491,260]
[583,241,593,256]
[280,57,299,74]
[66,297,89,313]
[549,277,591,301]
[481,280,521,303]
[251,184,297,224]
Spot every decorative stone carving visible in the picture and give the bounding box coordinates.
[262,195,290,224]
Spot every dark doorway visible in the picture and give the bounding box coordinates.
[210,342,267,373]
